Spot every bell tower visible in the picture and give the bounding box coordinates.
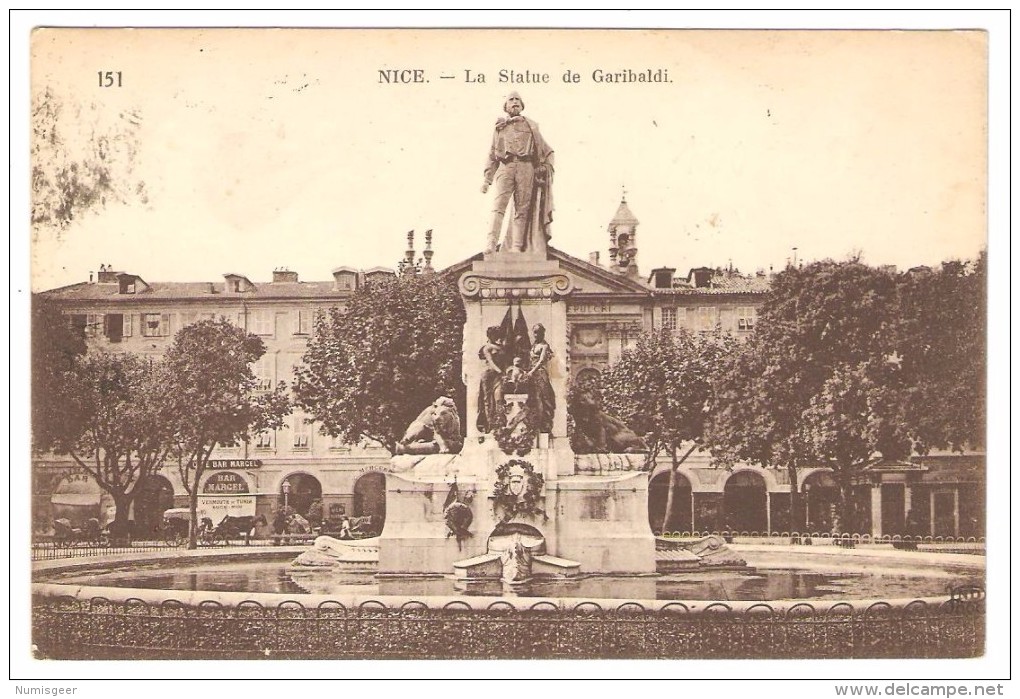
[607,189,639,278]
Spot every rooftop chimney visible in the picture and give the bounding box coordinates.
[97,265,122,283]
[272,268,299,283]
[405,230,416,267]
[589,251,600,266]
[422,229,434,271]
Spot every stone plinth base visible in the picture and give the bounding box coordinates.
[378,453,657,577]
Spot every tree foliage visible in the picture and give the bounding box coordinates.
[294,273,465,453]
[895,253,986,453]
[162,319,290,548]
[706,256,984,533]
[598,328,735,531]
[41,348,174,536]
[31,87,148,233]
[601,328,733,461]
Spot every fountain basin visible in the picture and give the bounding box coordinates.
[31,545,984,659]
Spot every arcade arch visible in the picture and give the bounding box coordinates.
[280,472,322,518]
[648,471,692,534]
[723,470,768,533]
[353,472,387,530]
[801,470,838,533]
[133,474,175,538]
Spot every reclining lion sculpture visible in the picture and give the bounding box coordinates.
[394,397,463,455]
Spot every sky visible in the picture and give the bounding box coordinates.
[26,25,989,292]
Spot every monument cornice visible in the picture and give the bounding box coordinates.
[458,255,574,299]
[459,271,573,299]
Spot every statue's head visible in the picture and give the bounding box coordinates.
[486,325,502,343]
[532,323,545,341]
[503,92,525,115]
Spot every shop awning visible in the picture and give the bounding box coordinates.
[51,492,102,507]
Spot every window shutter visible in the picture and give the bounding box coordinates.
[123,314,133,337]
[162,313,172,336]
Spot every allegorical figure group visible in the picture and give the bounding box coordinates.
[477,322,555,436]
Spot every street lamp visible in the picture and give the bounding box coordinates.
[282,480,291,508]
[803,482,812,533]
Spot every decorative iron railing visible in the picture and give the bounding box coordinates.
[29,538,289,562]
[31,591,985,660]
[654,531,986,547]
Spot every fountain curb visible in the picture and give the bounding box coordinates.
[31,581,973,615]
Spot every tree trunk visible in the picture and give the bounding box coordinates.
[788,464,803,537]
[661,446,679,533]
[188,487,200,550]
[833,469,855,546]
[110,492,133,546]
[660,442,698,534]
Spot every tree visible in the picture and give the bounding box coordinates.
[31,296,86,454]
[162,319,290,549]
[706,260,904,534]
[895,253,986,453]
[42,349,174,541]
[294,273,465,454]
[598,328,735,532]
[31,87,148,233]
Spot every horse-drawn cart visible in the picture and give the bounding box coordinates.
[162,508,191,546]
[162,509,266,546]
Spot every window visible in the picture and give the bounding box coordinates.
[253,310,275,336]
[71,312,103,338]
[141,313,171,337]
[661,307,677,331]
[253,430,275,449]
[696,306,717,332]
[292,417,311,449]
[253,354,275,391]
[738,307,757,331]
[69,314,88,340]
[103,314,128,342]
[294,309,313,335]
[675,307,688,329]
[719,308,736,333]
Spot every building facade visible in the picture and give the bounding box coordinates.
[33,198,983,541]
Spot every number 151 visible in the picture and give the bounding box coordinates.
[98,71,122,87]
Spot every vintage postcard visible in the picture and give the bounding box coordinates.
[16,18,1004,685]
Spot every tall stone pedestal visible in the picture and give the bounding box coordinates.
[377,250,656,577]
